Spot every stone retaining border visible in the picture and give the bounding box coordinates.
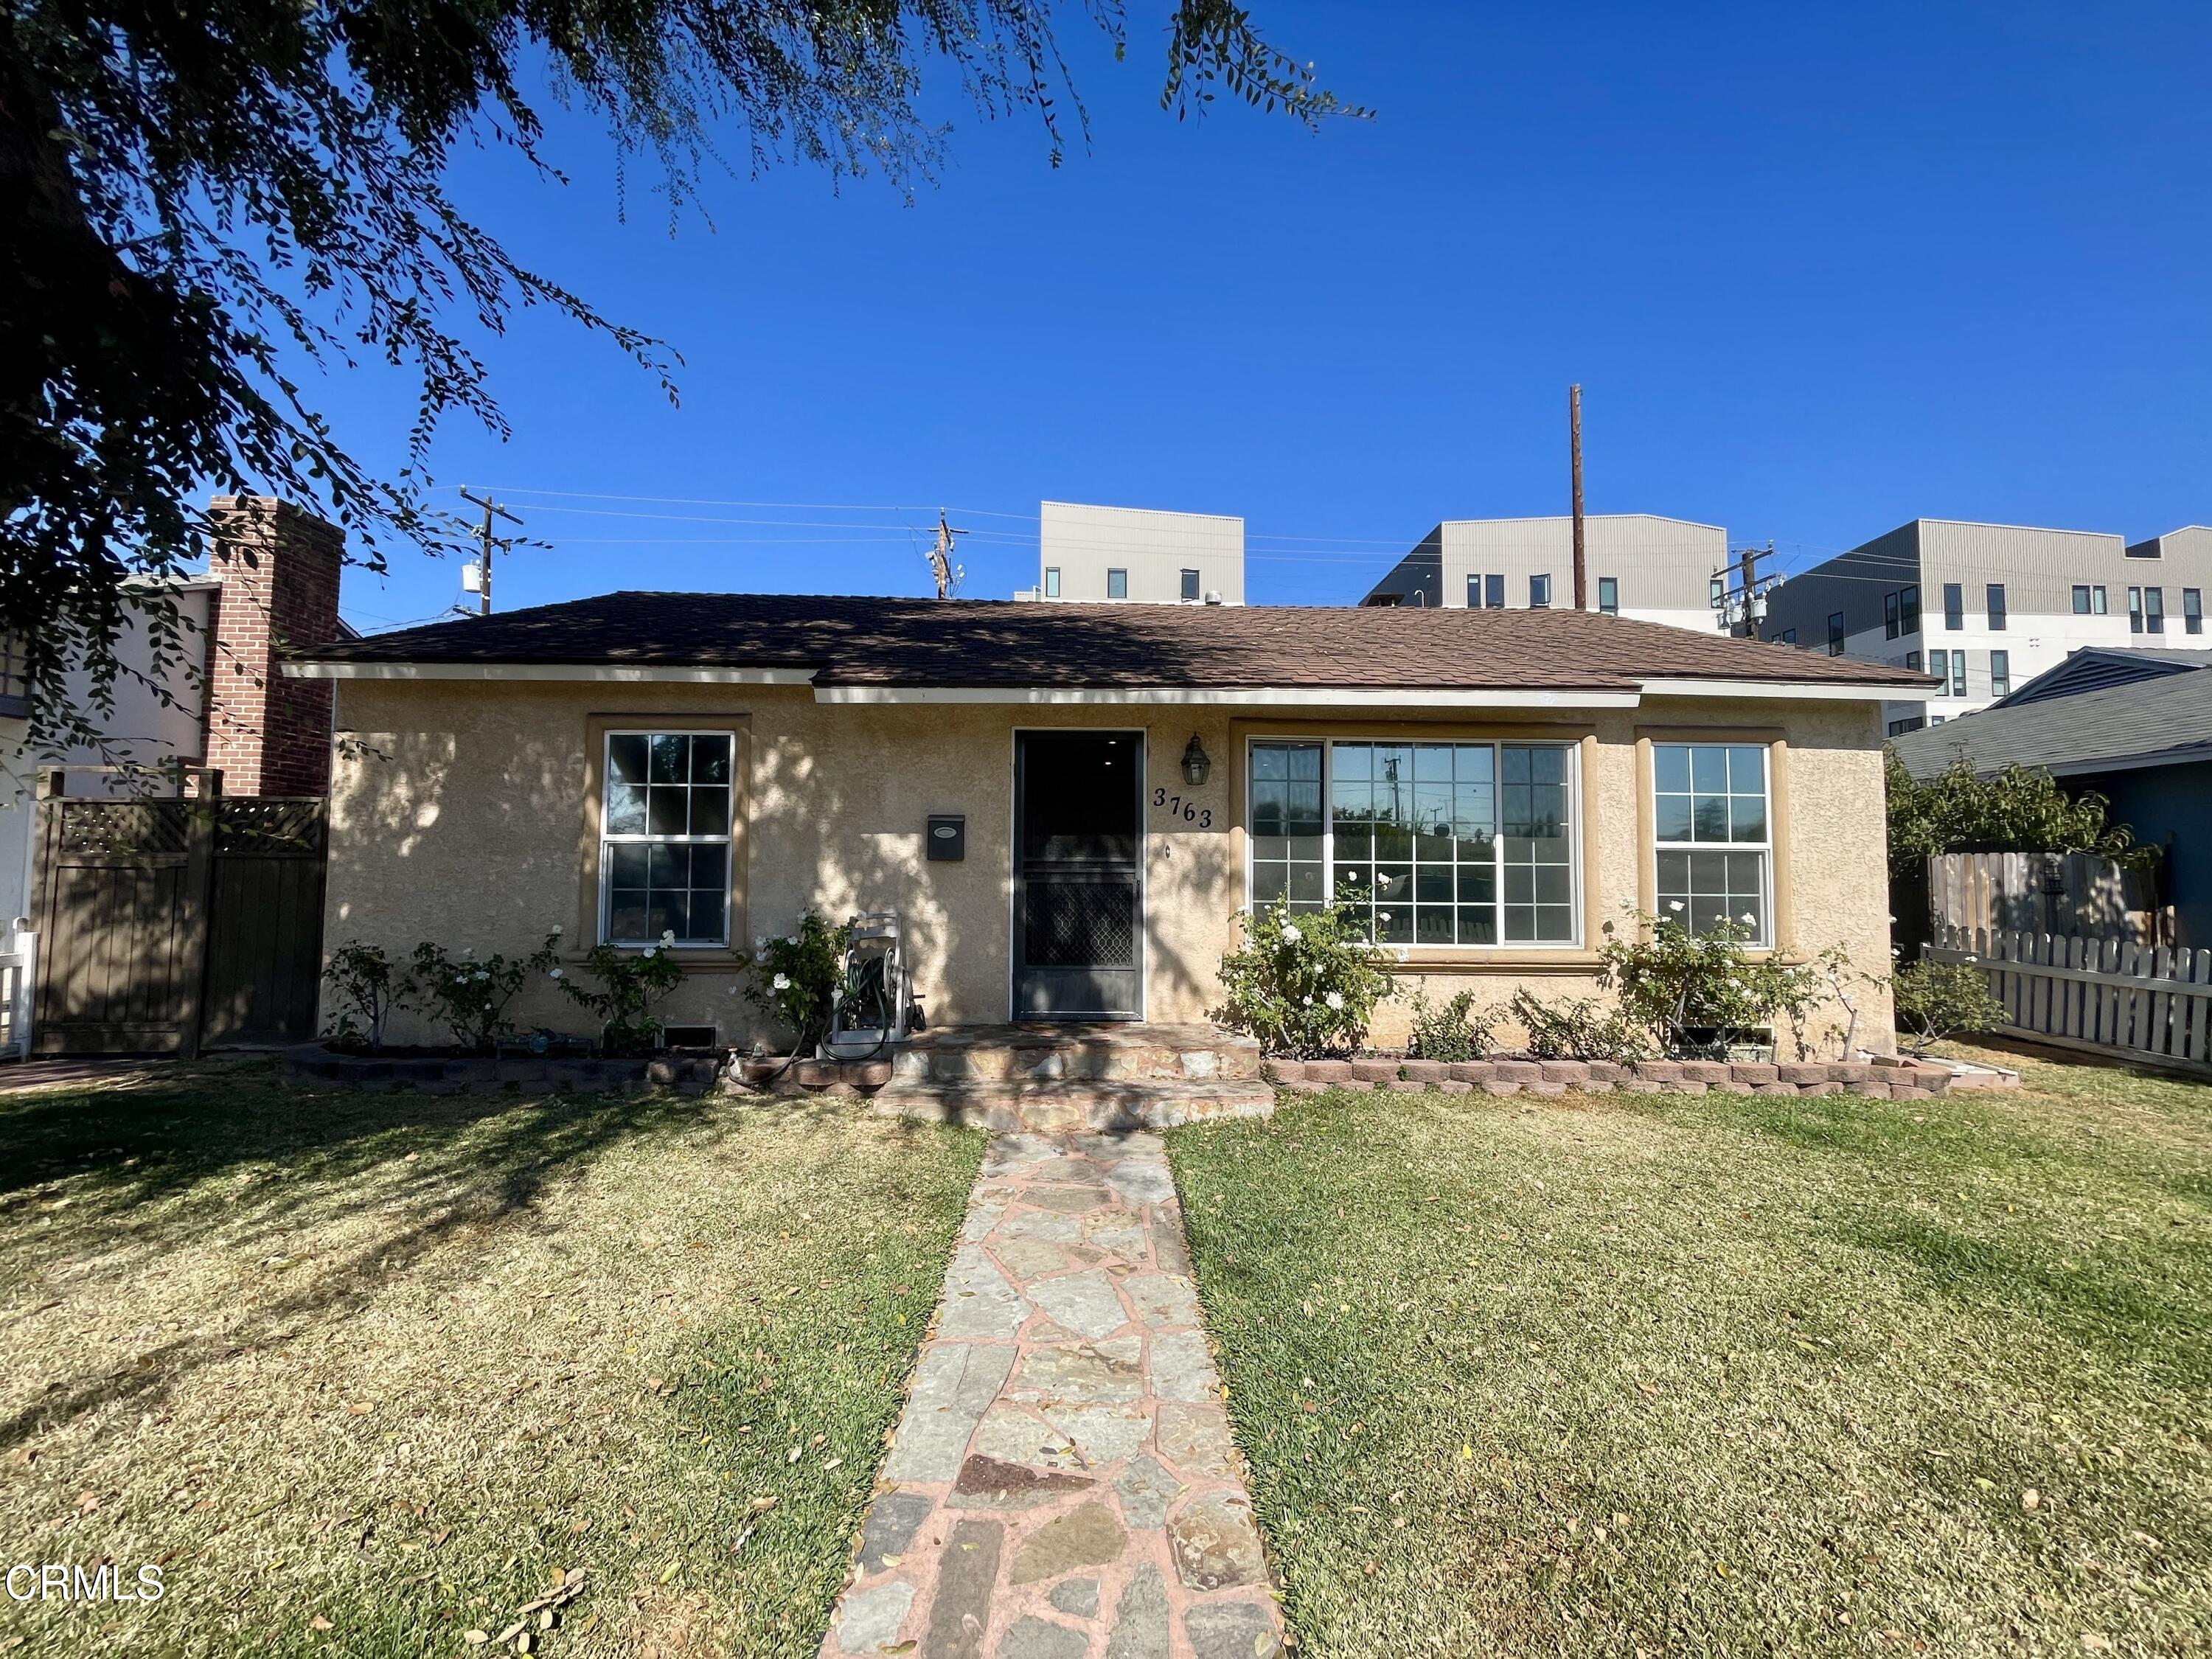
[1264,1054,1961,1099]
[281,1043,713,1096]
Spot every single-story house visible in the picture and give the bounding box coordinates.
[1892,662,2212,945]
[288,594,1930,1051]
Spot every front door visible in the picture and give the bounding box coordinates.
[1012,731,1144,1020]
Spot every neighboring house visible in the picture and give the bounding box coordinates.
[290,595,1929,1052]
[0,496,344,989]
[1759,518,2212,736]
[1989,645,2211,710]
[1891,668,2212,945]
[1358,515,1729,634]
[1018,501,1245,605]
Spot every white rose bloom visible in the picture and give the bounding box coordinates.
[772,973,791,991]
[1302,995,1314,1006]
[641,946,656,959]
[1739,912,1756,925]
[1281,922,1303,943]
[1667,900,1686,913]
[661,929,676,945]
[1324,990,1345,1011]
[550,924,563,936]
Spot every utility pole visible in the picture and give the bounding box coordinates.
[1568,384,1587,611]
[1712,540,1778,637]
[458,488,524,616]
[926,511,967,600]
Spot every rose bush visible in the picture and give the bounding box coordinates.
[1211,895,1397,1058]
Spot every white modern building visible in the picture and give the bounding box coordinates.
[1757,519,2212,735]
[1018,501,1245,605]
[1357,514,1729,633]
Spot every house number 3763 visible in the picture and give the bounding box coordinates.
[1151,787,1213,828]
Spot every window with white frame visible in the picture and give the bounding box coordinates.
[1247,739,1577,946]
[601,731,734,945]
[1652,742,1772,945]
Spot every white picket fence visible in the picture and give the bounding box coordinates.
[1927,924,2212,1074]
[0,932,32,1060]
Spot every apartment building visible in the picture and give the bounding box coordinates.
[1018,501,1245,605]
[1357,515,1728,631]
[1758,519,2212,735]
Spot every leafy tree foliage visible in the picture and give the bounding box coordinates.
[1884,748,2142,876]
[1,1,1357,751]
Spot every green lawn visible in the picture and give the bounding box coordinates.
[1169,1047,2212,1658]
[0,1062,981,1658]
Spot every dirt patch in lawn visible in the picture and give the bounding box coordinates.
[0,1061,981,1657]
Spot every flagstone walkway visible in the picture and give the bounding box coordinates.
[819,1130,1282,1659]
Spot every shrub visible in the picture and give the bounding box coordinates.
[1405,988,1497,1062]
[411,930,563,1052]
[743,910,852,1053]
[1211,894,1397,1059]
[1892,956,2006,1055]
[1507,989,1649,1062]
[1597,908,1819,1057]
[321,941,412,1054]
[554,933,687,1057]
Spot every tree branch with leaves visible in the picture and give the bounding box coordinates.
[2,1,1361,759]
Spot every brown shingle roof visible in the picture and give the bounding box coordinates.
[298,591,1930,692]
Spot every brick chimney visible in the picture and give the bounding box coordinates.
[204,496,344,796]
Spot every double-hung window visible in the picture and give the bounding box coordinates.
[0,635,24,718]
[1943,583,1964,630]
[1827,611,1846,656]
[601,731,734,946]
[2130,586,2145,633]
[2146,587,2166,634]
[1990,650,2010,698]
[1885,591,1900,639]
[2187,589,2203,635]
[1597,577,1620,616]
[1899,585,1921,636]
[1529,574,1553,609]
[1654,743,1772,945]
[1986,584,2008,631]
[1247,739,1577,946]
[1925,647,1944,685]
[1950,653,1968,698]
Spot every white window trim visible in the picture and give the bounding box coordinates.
[1241,734,1585,951]
[598,728,737,949]
[1650,741,1775,949]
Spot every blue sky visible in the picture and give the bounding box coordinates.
[313,1,2212,631]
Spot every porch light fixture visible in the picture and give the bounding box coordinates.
[1180,734,1211,786]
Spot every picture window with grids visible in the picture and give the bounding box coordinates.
[1247,739,1577,946]
[601,731,734,945]
[1653,742,1771,945]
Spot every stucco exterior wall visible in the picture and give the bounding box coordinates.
[324,683,1896,1054]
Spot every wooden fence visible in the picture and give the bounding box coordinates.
[1927,852,2159,945]
[30,773,327,1055]
[1927,924,2212,1074]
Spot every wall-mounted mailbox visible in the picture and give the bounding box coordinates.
[927,813,965,861]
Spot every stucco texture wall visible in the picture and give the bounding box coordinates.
[323,683,1895,1054]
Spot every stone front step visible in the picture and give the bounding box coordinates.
[891,1023,1263,1087]
[872,1079,1277,1135]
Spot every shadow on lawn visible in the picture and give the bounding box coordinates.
[0,1062,941,1455]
